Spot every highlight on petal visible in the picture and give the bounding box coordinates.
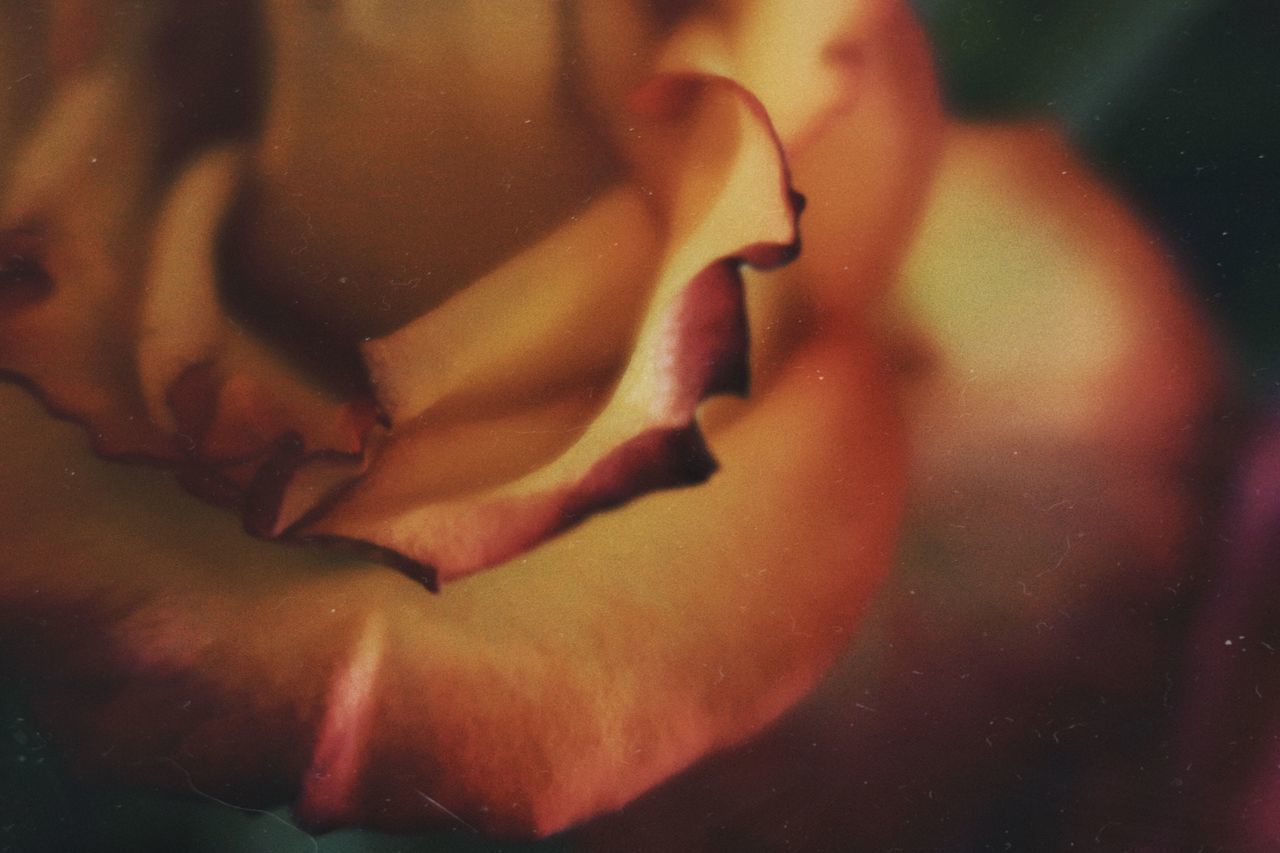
[295,615,388,829]
[898,121,1222,520]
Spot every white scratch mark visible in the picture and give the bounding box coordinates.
[415,789,478,833]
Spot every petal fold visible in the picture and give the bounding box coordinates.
[298,73,801,582]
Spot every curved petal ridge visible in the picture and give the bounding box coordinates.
[297,72,802,583]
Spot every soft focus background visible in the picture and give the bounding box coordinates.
[1,0,1277,850]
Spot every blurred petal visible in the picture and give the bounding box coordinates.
[900,122,1223,549]
[882,120,1225,846]
[0,72,169,459]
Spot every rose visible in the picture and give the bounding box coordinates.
[0,0,1224,844]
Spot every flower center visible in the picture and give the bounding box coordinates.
[221,0,622,347]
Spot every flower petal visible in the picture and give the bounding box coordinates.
[1,72,380,528]
[242,0,619,338]
[779,0,945,321]
[139,146,377,466]
[0,73,173,459]
[296,73,802,583]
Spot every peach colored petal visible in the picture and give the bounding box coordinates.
[0,326,903,835]
[733,2,943,395]
[357,188,661,427]
[576,0,881,156]
[898,121,1223,560]
[0,79,378,521]
[654,0,869,147]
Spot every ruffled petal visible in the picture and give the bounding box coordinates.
[0,73,171,459]
[0,71,380,523]
[1,5,835,589]
[141,146,377,459]
[294,74,801,583]
[137,145,380,525]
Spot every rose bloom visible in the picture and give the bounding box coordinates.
[0,0,1234,848]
